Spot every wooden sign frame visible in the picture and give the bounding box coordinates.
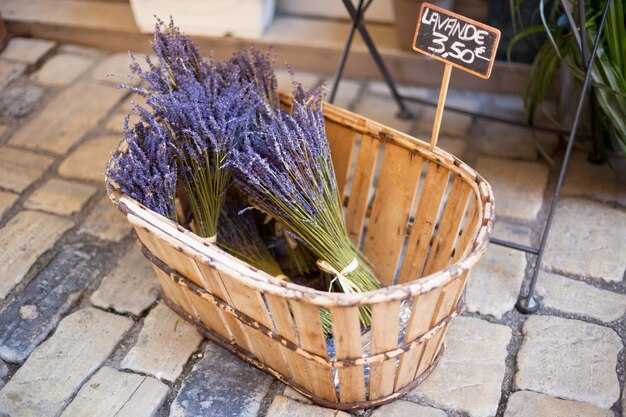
[412,2,501,79]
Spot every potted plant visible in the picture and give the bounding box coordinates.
[511,0,626,160]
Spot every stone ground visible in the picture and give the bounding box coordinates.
[0,37,624,417]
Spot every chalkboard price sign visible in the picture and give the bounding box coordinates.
[412,3,500,79]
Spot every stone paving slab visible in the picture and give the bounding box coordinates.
[0,190,17,220]
[0,60,27,90]
[0,308,133,417]
[543,198,626,282]
[408,316,512,417]
[121,302,202,382]
[323,78,363,110]
[437,137,467,158]
[481,94,525,121]
[474,120,558,160]
[0,146,54,193]
[61,366,168,417]
[266,395,349,417]
[538,271,626,322]
[416,107,474,137]
[58,135,120,181]
[0,360,7,388]
[275,68,321,92]
[59,44,105,59]
[466,222,530,318]
[368,81,434,100]
[504,390,613,417]
[78,197,132,242]
[0,244,105,363]
[370,400,446,417]
[24,178,96,215]
[9,80,126,154]
[0,84,44,119]
[353,93,416,133]
[90,245,160,316]
[476,157,549,221]
[562,151,626,207]
[282,386,313,404]
[90,52,147,86]
[31,53,95,86]
[170,342,273,417]
[514,315,621,408]
[117,92,147,113]
[0,210,73,299]
[0,37,55,65]
[105,111,137,133]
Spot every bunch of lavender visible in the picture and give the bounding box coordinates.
[219,47,278,107]
[228,85,380,329]
[127,19,277,107]
[125,19,269,241]
[106,117,178,220]
[217,201,284,278]
[266,218,317,277]
[146,68,260,239]
[129,18,210,95]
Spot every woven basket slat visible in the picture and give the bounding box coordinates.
[330,305,366,402]
[427,275,468,372]
[452,198,480,263]
[362,145,425,286]
[397,162,452,284]
[415,275,465,379]
[394,286,443,389]
[184,288,232,340]
[106,93,495,409]
[216,270,274,330]
[423,176,473,276]
[289,301,338,402]
[148,231,201,286]
[153,267,187,313]
[325,120,358,200]
[191,261,254,349]
[369,300,401,398]
[263,294,315,393]
[345,134,380,245]
[215,270,295,375]
[184,256,256,352]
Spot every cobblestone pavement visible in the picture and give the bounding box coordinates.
[0,37,624,417]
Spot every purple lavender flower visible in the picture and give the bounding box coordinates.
[107,116,178,219]
[219,47,278,107]
[229,85,338,224]
[119,18,276,238]
[127,17,210,96]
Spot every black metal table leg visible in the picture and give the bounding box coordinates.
[333,0,413,119]
[329,0,364,104]
[515,0,613,313]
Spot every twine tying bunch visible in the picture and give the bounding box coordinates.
[317,258,362,293]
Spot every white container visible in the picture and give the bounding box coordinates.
[277,0,394,23]
[130,0,276,39]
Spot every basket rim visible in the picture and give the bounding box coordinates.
[106,98,495,307]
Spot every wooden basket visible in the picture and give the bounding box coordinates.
[106,94,494,410]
